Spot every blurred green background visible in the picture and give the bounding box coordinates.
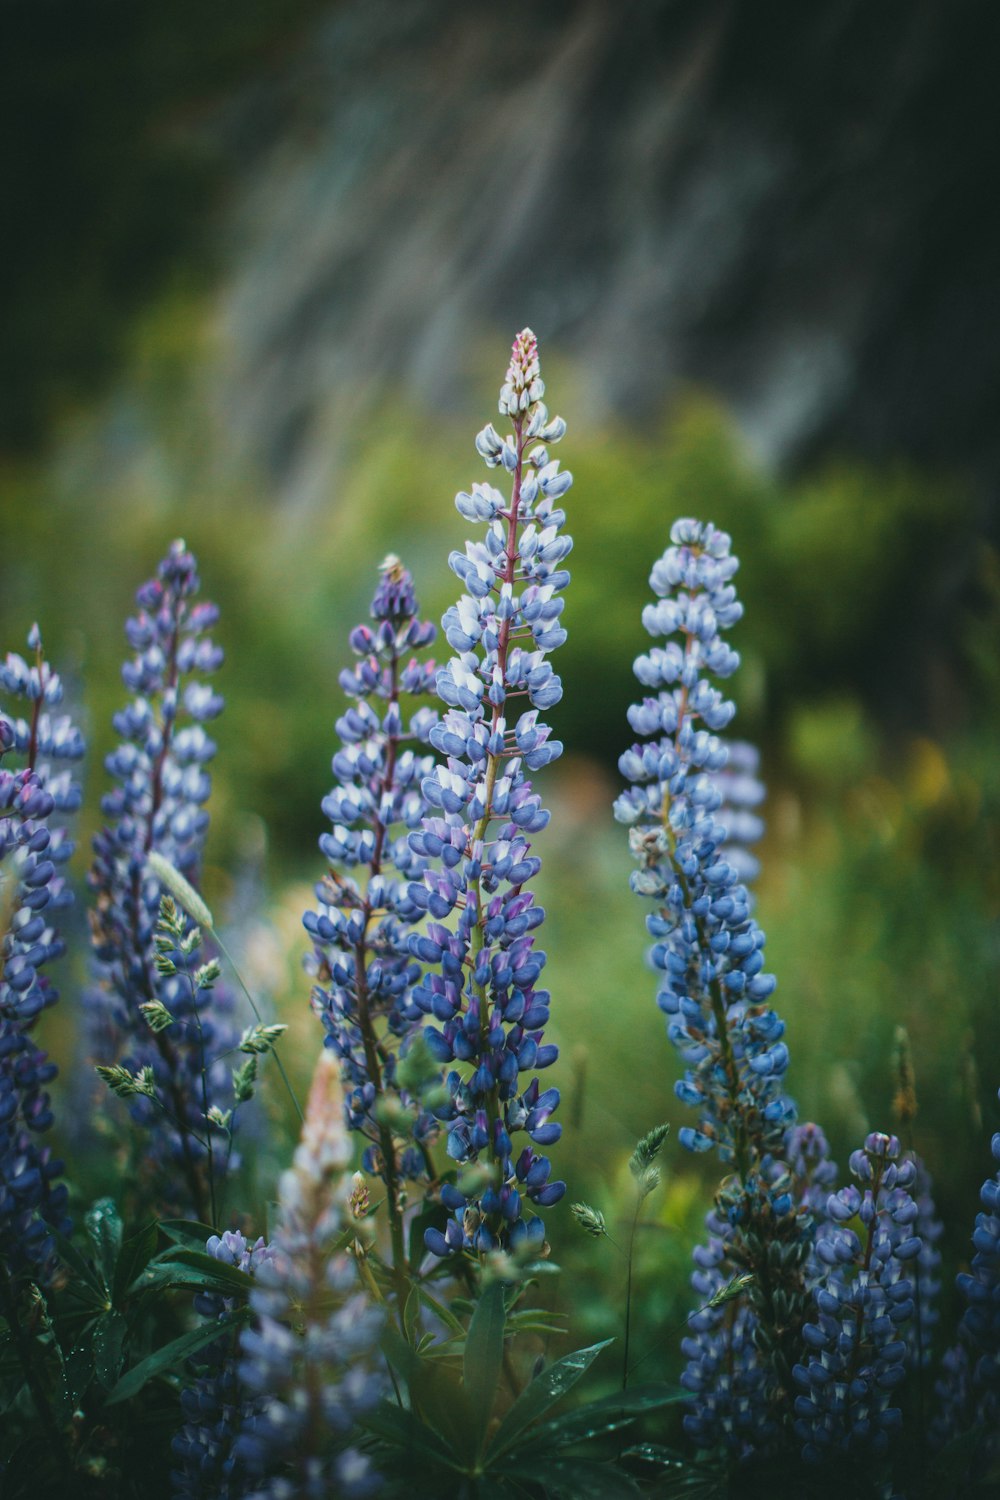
[3,0,999,1389]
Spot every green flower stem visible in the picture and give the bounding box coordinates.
[210,928,303,1124]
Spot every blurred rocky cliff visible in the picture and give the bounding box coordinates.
[203,0,1000,510]
[6,0,999,514]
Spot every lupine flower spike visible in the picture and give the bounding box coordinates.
[304,556,439,1293]
[794,1132,922,1463]
[0,627,84,1279]
[236,1050,383,1498]
[86,541,240,1223]
[617,521,820,1446]
[615,519,791,1169]
[409,329,571,1260]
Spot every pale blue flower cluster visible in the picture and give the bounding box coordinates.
[0,627,83,1277]
[615,520,792,1167]
[407,329,570,1257]
[86,541,240,1220]
[304,558,440,1189]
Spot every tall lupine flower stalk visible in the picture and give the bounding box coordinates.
[236,1050,383,1499]
[0,627,83,1280]
[615,519,791,1170]
[87,541,240,1224]
[304,556,439,1297]
[932,1087,1000,1476]
[793,1132,923,1464]
[616,520,816,1439]
[409,329,570,1260]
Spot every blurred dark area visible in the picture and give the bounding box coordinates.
[5,0,1000,486]
[2,0,999,1324]
[1,0,326,449]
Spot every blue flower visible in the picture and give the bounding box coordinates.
[616,519,793,1175]
[793,1132,921,1462]
[85,541,240,1223]
[304,556,441,1267]
[409,330,570,1258]
[0,626,83,1279]
[680,1207,778,1458]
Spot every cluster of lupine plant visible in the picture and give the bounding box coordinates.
[1,332,998,1500]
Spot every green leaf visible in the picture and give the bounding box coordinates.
[61,1330,96,1412]
[127,1249,253,1301]
[157,1219,217,1250]
[415,1284,465,1338]
[93,1309,129,1390]
[381,1326,473,1458]
[52,1230,110,1308]
[403,1285,422,1347]
[486,1339,614,1460]
[112,1221,159,1305]
[462,1280,506,1455]
[501,1454,642,1497]
[105,1308,247,1405]
[505,1308,567,1338]
[155,1247,255,1292]
[620,1442,691,1471]
[511,1383,686,1454]
[360,1399,463,1473]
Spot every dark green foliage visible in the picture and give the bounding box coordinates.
[0,0,328,451]
[0,1208,262,1498]
[369,1292,683,1499]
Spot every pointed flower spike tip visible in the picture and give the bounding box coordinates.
[295,1047,352,1182]
[500,327,545,416]
[507,328,540,391]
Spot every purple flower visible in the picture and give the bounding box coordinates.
[0,626,83,1279]
[304,557,439,1193]
[85,541,240,1223]
[410,330,570,1258]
